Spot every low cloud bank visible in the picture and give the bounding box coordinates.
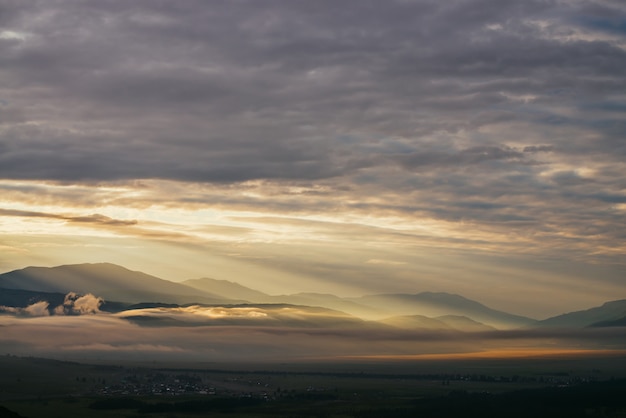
[1,309,625,363]
[116,305,357,327]
[0,292,103,317]
[54,292,103,315]
[0,301,50,317]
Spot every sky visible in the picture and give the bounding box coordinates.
[1,0,625,319]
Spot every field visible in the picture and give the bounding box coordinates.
[2,354,626,417]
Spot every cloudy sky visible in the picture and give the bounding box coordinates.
[1,0,625,318]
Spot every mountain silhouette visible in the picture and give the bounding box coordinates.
[350,292,536,329]
[182,277,269,302]
[265,292,387,319]
[0,263,230,305]
[536,299,626,328]
[6,263,621,331]
[0,288,67,310]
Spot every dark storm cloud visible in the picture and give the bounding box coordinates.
[1,0,625,181]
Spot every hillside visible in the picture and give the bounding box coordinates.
[0,263,229,305]
[9,263,623,332]
[182,277,269,302]
[266,292,387,319]
[537,300,626,328]
[351,292,536,329]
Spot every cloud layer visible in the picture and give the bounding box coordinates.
[2,1,625,181]
[0,0,625,315]
[0,291,102,316]
[1,311,625,363]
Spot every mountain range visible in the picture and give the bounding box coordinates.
[0,263,227,305]
[1,263,625,331]
[535,299,626,328]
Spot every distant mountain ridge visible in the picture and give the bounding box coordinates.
[0,288,68,311]
[0,263,231,305]
[536,299,626,328]
[264,292,388,319]
[182,277,269,302]
[349,292,536,329]
[2,263,624,331]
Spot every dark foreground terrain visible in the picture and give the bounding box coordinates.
[1,354,626,417]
